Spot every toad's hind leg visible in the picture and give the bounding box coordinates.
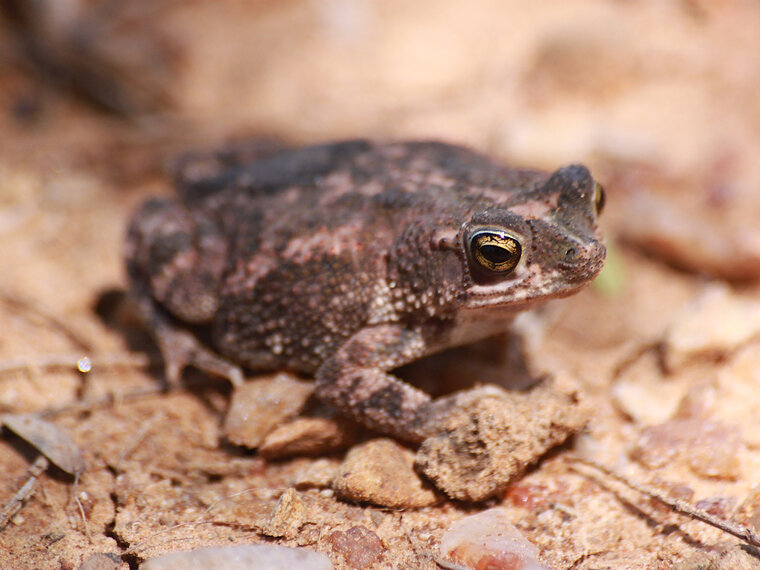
[125,198,244,386]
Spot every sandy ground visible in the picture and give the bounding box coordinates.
[2,1,760,568]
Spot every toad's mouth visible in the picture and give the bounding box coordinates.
[462,239,606,310]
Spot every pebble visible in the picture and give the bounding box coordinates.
[295,458,340,489]
[77,553,122,570]
[694,496,736,519]
[223,373,313,448]
[618,190,760,281]
[140,544,333,570]
[263,488,306,538]
[332,438,438,508]
[733,484,760,532]
[259,415,355,459]
[439,508,550,570]
[630,418,742,480]
[663,284,760,371]
[611,351,685,425]
[326,525,384,569]
[416,381,587,502]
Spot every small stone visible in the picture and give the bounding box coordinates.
[504,483,552,511]
[295,458,340,489]
[663,284,760,372]
[674,545,759,570]
[630,419,743,480]
[733,484,760,533]
[695,496,736,519]
[416,380,587,502]
[439,508,550,570]
[223,373,313,448]
[77,552,123,570]
[263,488,306,538]
[259,415,356,459]
[709,345,760,448]
[332,439,438,508]
[140,544,333,570]
[326,525,384,569]
[611,351,685,425]
[618,190,760,281]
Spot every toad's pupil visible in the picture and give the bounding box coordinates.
[481,244,513,263]
[594,183,606,214]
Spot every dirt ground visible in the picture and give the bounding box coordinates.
[3,1,760,568]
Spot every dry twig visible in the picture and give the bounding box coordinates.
[0,455,48,531]
[568,456,760,550]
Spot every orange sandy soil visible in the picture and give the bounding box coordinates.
[2,1,760,568]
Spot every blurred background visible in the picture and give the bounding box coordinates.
[3,2,760,567]
[3,0,760,283]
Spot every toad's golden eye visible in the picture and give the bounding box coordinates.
[594,181,606,215]
[470,231,522,273]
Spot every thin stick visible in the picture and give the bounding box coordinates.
[0,291,91,351]
[72,472,92,543]
[39,385,168,419]
[568,456,760,549]
[0,352,153,377]
[0,456,49,531]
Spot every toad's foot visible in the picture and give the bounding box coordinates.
[131,293,244,388]
[407,385,511,440]
[154,318,244,387]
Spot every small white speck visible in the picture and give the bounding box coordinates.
[77,357,92,373]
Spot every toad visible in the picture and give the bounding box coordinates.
[126,140,605,442]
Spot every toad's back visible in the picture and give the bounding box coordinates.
[166,141,549,372]
[176,140,548,256]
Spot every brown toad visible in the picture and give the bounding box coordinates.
[125,140,605,442]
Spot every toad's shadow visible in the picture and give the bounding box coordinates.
[396,332,537,397]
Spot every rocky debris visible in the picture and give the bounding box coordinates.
[139,544,333,570]
[733,484,760,533]
[439,508,551,570]
[332,438,438,508]
[673,546,760,570]
[295,458,341,489]
[223,373,313,448]
[617,189,760,281]
[263,488,307,538]
[630,418,743,480]
[707,345,760,448]
[416,380,587,502]
[259,414,357,459]
[77,552,124,570]
[694,496,737,519]
[326,525,384,569]
[663,284,760,372]
[611,351,687,426]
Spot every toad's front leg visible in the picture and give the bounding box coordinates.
[317,324,485,443]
